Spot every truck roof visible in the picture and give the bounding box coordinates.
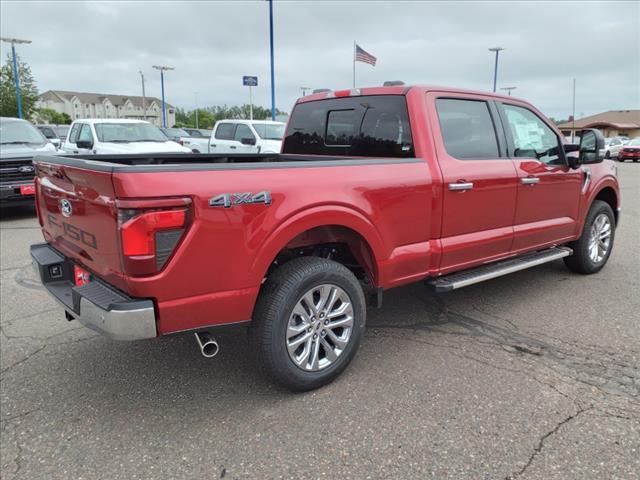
[71,118,152,125]
[296,85,524,104]
[214,119,285,125]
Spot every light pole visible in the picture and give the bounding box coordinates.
[500,86,517,96]
[488,47,504,93]
[571,78,576,144]
[194,92,199,129]
[300,86,311,97]
[139,71,147,120]
[152,65,174,128]
[1,37,32,119]
[268,0,276,120]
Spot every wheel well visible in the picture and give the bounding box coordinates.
[594,187,618,224]
[268,225,378,285]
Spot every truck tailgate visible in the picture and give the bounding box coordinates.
[35,159,125,290]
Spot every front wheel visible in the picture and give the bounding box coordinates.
[564,200,615,274]
[250,257,366,391]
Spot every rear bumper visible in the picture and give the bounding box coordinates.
[30,243,157,340]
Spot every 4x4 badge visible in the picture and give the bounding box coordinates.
[209,191,272,209]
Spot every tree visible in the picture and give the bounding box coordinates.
[35,108,72,125]
[0,52,39,119]
[174,104,288,129]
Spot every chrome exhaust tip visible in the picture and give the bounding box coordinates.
[194,331,219,358]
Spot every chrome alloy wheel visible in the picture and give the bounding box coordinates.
[286,284,354,371]
[588,213,612,263]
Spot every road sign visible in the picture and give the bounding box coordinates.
[243,76,258,87]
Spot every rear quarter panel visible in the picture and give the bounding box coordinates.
[113,160,433,333]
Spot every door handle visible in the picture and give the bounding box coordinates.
[448,182,474,191]
[73,150,79,154]
[230,146,237,149]
[521,177,540,186]
[210,144,216,147]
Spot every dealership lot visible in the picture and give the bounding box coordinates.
[1,164,638,479]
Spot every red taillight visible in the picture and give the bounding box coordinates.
[121,209,186,256]
[117,200,191,276]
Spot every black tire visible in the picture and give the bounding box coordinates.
[605,151,610,159]
[564,200,615,274]
[250,257,366,391]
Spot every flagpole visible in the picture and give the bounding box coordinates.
[353,41,356,88]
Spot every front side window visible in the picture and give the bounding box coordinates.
[502,104,561,164]
[215,123,235,140]
[283,95,414,157]
[435,98,500,160]
[234,124,254,142]
[78,124,93,143]
[39,126,57,139]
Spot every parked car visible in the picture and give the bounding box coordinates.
[182,120,285,154]
[54,125,70,148]
[159,127,190,144]
[182,128,211,138]
[36,125,61,149]
[1,117,56,206]
[30,85,619,391]
[602,137,626,159]
[618,137,640,162]
[61,119,191,155]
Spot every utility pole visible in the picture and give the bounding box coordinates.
[571,78,576,143]
[488,47,505,93]
[152,65,174,128]
[500,86,517,96]
[268,0,276,120]
[139,71,147,120]
[194,92,199,129]
[300,86,311,97]
[1,37,32,119]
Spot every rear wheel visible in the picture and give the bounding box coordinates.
[250,257,366,391]
[564,200,615,274]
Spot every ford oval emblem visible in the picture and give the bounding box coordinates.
[59,199,73,217]
[18,165,35,173]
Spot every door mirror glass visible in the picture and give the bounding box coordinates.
[76,140,93,149]
[579,129,605,164]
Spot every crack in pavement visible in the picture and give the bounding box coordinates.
[506,406,593,479]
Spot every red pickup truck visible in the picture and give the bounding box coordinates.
[31,85,620,391]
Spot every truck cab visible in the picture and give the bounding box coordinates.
[183,119,285,154]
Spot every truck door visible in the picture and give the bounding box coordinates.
[61,122,81,155]
[210,122,236,153]
[232,123,259,153]
[428,93,518,273]
[497,102,582,253]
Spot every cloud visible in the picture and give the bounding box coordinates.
[1,0,638,119]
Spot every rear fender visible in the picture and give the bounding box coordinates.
[251,205,387,285]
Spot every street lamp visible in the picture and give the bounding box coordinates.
[194,92,199,129]
[139,71,147,120]
[300,86,312,97]
[488,47,505,93]
[1,37,32,119]
[152,65,174,128]
[501,86,517,96]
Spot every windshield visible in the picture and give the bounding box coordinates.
[628,138,640,146]
[162,128,188,138]
[94,123,168,142]
[39,126,57,138]
[0,119,48,145]
[252,123,285,140]
[55,126,70,137]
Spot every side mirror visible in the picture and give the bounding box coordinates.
[241,137,256,146]
[76,139,94,149]
[578,128,605,165]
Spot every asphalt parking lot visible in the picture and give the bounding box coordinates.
[1,164,638,480]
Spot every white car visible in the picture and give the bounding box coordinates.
[602,137,626,159]
[182,120,285,154]
[61,119,191,155]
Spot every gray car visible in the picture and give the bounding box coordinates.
[1,117,57,206]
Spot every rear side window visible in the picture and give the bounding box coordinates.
[436,99,500,160]
[215,123,235,140]
[68,123,81,143]
[283,95,414,157]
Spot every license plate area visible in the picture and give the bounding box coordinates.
[20,184,35,195]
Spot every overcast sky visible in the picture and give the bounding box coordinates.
[1,1,638,119]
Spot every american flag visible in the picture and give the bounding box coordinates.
[355,44,377,66]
